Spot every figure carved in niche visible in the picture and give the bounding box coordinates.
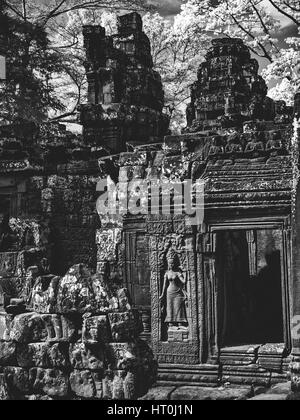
[159,250,188,330]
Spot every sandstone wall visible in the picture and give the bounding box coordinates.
[0,264,156,400]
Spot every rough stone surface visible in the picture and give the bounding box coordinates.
[248,394,288,401]
[139,386,176,400]
[17,343,69,369]
[170,386,253,401]
[70,370,95,399]
[30,368,69,398]
[69,343,105,371]
[0,340,16,365]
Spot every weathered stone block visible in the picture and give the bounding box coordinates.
[56,264,103,314]
[17,343,69,368]
[82,315,111,344]
[0,374,10,400]
[123,371,136,399]
[8,313,76,343]
[106,343,137,370]
[31,275,60,314]
[0,313,13,341]
[30,368,69,398]
[26,395,54,401]
[108,311,142,342]
[69,342,106,371]
[102,369,114,399]
[0,340,17,366]
[69,370,95,399]
[170,386,253,401]
[117,288,132,312]
[9,313,48,343]
[91,371,104,399]
[4,367,32,396]
[112,371,125,400]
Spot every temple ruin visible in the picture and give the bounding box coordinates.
[1,10,300,400]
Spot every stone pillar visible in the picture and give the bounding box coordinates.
[291,92,300,392]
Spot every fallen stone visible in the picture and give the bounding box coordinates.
[8,313,76,343]
[69,370,95,399]
[17,342,69,368]
[9,313,48,343]
[31,275,60,314]
[30,368,69,398]
[268,382,291,395]
[0,341,17,366]
[0,374,10,400]
[4,367,32,396]
[108,311,142,342]
[112,371,125,400]
[69,342,106,371]
[0,313,14,341]
[82,315,111,344]
[140,386,176,400]
[92,371,104,399]
[56,264,102,314]
[248,394,288,400]
[26,395,54,401]
[170,386,253,401]
[106,343,138,370]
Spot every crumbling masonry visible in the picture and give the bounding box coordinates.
[1,11,300,400]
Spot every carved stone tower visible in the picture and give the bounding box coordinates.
[80,12,169,154]
[186,38,275,132]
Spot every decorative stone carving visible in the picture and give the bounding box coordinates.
[159,249,188,338]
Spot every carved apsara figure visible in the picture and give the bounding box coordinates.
[160,251,188,328]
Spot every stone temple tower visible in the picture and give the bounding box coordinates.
[79,12,170,155]
[186,38,276,132]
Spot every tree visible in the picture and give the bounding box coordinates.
[0,1,152,124]
[3,0,151,25]
[143,12,210,132]
[0,10,65,123]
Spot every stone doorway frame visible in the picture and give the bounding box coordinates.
[205,216,292,359]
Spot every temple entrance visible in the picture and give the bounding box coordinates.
[216,229,284,348]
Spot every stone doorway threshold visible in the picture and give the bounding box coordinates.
[220,343,289,371]
[141,382,296,401]
[156,344,290,389]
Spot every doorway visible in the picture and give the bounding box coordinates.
[216,229,284,347]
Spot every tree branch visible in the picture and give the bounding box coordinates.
[41,0,149,22]
[230,14,273,62]
[250,0,280,53]
[42,0,67,25]
[268,0,300,25]
[3,1,25,20]
[283,1,300,12]
[50,110,77,121]
[22,0,27,21]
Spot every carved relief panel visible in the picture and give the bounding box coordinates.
[148,215,200,365]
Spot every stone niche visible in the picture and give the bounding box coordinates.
[148,216,200,365]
